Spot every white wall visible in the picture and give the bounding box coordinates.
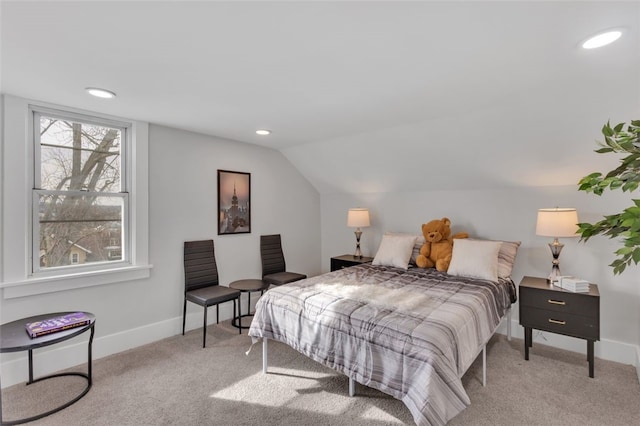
[147,123,322,326]
[0,114,320,387]
[321,185,639,365]
[1,94,637,387]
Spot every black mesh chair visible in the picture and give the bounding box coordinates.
[183,240,241,348]
[260,234,307,287]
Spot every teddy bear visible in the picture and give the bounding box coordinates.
[415,217,468,271]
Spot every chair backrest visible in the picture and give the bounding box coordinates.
[260,234,285,277]
[184,240,219,293]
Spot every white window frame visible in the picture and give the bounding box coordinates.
[31,107,131,274]
[0,95,151,299]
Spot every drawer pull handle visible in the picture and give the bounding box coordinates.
[548,319,566,325]
[547,299,566,306]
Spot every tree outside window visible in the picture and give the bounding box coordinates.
[34,110,128,271]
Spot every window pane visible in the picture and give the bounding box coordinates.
[38,193,124,268]
[39,116,121,192]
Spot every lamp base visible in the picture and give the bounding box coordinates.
[547,238,564,286]
[353,228,363,259]
[547,265,561,286]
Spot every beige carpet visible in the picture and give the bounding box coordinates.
[2,322,639,425]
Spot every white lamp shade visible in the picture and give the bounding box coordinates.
[347,208,370,228]
[536,208,579,237]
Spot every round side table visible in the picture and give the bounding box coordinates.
[229,279,269,329]
[0,311,95,425]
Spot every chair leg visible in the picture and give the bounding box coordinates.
[182,298,187,335]
[216,304,219,324]
[203,305,208,349]
[236,297,240,335]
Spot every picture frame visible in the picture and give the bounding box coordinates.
[217,170,251,235]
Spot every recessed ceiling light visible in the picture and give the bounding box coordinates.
[582,30,622,49]
[256,129,271,136]
[85,87,116,99]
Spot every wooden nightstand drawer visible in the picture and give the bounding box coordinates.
[520,285,599,317]
[520,306,599,340]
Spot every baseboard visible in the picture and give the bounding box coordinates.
[496,316,640,369]
[0,307,235,389]
[3,311,638,389]
[636,346,640,384]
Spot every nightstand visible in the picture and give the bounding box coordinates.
[519,276,600,377]
[330,254,374,272]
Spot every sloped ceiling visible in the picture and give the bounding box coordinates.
[2,1,639,194]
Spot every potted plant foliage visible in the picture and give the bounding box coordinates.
[577,120,640,274]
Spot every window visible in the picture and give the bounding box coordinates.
[1,96,150,299]
[32,108,130,273]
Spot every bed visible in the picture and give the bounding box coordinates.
[248,237,518,426]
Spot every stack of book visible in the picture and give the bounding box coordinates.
[25,312,91,338]
[558,276,590,293]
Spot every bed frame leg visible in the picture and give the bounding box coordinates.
[349,377,355,397]
[482,345,486,387]
[507,308,512,341]
[262,338,268,374]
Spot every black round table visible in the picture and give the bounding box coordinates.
[229,279,269,329]
[0,311,95,425]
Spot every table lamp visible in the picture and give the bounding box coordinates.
[347,208,370,259]
[536,207,579,284]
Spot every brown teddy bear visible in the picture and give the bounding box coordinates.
[415,217,468,271]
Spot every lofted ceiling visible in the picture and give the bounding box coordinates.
[2,1,639,194]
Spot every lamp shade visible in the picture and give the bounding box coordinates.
[536,208,579,237]
[347,208,370,228]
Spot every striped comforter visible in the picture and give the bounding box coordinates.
[248,264,516,425]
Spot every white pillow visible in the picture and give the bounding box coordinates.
[372,233,418,270]
[468,238,521,279]
[448,239,501,282]
[385,232,424,264]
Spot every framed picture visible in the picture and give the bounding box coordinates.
[218,170,251,235]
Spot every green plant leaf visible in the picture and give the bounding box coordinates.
[616,247,633,255]
[622,181,638,192]
[595,147,614,154]
[614,122,625,133]
[579,119,640,275]
[610,180,623,190]
[602,123,614,137]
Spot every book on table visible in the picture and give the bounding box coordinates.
[25,312,91,338]
[558,276,590,293]
[563,284,590,293]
